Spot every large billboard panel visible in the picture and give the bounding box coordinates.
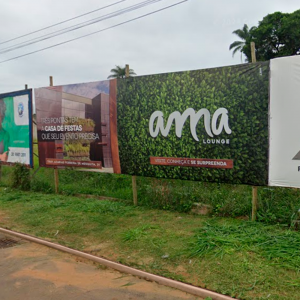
[35,62,269,185]
[117,63,270,186]
[0,89,33,167]
[269,56,300,188]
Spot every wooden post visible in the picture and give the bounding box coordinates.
[251,42,258,220]
[252,186,258,221]
[251,42,256,63]
[49,76,59,194]
[54,168,59,194]
[125,64,138,205]
[25,84,28,90]
[132,176,138,206]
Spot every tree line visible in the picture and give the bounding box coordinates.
[108,10,300,78]
[230,9,300,62]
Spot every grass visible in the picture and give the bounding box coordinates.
[0,188,300,299]
[2,163,300,226]
[0,152,300,299]
[188,221,300,271]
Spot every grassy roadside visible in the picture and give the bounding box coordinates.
[1,163,300,226]
[0,188,300,300]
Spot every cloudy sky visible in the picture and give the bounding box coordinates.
[0,0,299,93]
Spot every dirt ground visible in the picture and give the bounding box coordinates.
[0,233,203,300]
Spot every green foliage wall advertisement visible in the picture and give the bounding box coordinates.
[117,62,269,186]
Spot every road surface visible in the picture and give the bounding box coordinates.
[0,233,202,300]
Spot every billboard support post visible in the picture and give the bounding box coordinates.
[251,42,258,221]
[252,186,258,221]
[251,42,256,63]
[132,176,138,206]
[126,64,138,206]
[49,76,59,194]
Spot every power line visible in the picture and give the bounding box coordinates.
[0,0,188,64]
[0,0,163,55]
[0,0,126,46]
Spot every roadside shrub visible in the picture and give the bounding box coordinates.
[10,163,30,191]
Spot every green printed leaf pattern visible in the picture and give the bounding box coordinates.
[117,62,269,186]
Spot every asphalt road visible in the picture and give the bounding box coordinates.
[0,233,203,300]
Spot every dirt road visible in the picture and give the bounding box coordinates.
[0,233,202,300]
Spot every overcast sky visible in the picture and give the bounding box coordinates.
[0,0,299,93]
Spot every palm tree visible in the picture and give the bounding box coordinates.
[107,65,136,79]
[229,24,254,62]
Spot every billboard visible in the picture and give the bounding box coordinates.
[35,80,120,172]
[118,63,270,186]
[0,89,33,166]
[269,56,300,188]
[35,62,269,185]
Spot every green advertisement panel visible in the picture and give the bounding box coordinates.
[0,90,33,167]
[117,62,269,186]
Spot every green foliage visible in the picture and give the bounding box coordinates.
[58,169,133,200]
[2,163,300,226]
[30,178,54,193]
[138,177,195,212]
[253,10,300,60]
[10,163,30,190]
[107,65,136,79]
[188,221,300,271]
[230,10,300,61]
[1,189,300,299]
[257,187,300,225]
[117,64,269,186]
[122,224,157,242]
[229,24,254,62]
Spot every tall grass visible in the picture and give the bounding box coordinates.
[1,164,300,226]
[188,221,300,271]
[1,188,300,299]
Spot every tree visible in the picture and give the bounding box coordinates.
[229,24,255,62]
[107,65,136,79]
[253,10,300,60]
[230,9,300,61]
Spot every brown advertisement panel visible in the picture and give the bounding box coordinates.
[35,80,120,173]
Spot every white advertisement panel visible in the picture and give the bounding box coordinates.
[269,56,300,188]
